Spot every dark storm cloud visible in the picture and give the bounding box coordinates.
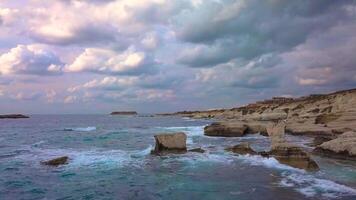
[176,0,355,68]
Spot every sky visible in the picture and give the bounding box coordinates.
[0,0,356,114]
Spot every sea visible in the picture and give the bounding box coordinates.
[0,115,356,200]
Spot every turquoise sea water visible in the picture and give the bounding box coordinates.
[0,115,356,200]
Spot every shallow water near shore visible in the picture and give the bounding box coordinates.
[0,115,356,200]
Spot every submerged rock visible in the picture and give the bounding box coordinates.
[0,114,29,119]
[225,142,257,155]
[41,156,69,166]
[151,132,187,155]
[188,148,205,153]
[204,122,247,137]
[313,131,356,160]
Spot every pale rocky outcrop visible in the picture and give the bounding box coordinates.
[314,131,356,160]
[171,88,356,137]
[151,132,187,155]
[204,122,247,137]
[41,156,69,166]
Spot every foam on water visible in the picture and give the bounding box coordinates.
[280,172,356,198]
[236,154,303,172]
[160,125,206,137]
[63,126,97,132]
[15,145,153,170]
[236,155,356,198]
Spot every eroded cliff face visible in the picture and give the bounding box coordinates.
[176,88,356,136]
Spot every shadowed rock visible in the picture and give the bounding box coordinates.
[41,156,68,166]
[110,111,137,115]
[189,148,205,153]
[314,131,356,160]
[225,142,257,155]
[151,132,187,155]
[267,121,319,171]
[269,144,319,171]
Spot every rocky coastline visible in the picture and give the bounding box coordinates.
[166,88,356,162]
[0,114,29,119]
[110,111,138,115]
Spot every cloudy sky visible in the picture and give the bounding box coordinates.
[0,0,356,114]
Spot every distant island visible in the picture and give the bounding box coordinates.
[0,114,29,119]
[110,111,138,115]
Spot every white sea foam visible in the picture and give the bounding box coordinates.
[280,172,356,198]
[64,126,97,132]
[160,125,206,137]
[237,154,356,198]
[16,146,153,169]
[236,154,303,172]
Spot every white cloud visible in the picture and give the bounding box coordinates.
[0,44,63,75]
[66,47,153,75]
[64,95,77,104]
[46,89,57,103]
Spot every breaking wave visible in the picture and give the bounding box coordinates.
[63,127,97,132]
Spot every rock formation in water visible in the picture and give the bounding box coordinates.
[314,131,356,160]
[225,142,257,155]
[151,132,187,155]
[188,148,206,153]
[266,121,319,171]
[0,114,29,119]
[110,111,138,115]
[41,156,69,166]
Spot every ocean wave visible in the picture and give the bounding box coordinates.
[280,172,356,198]
[16,145,153,169]
[236,154,303,172]
[63,126,97,132]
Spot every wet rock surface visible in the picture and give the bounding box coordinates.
[41,156,69,166]
[225,142,257,155]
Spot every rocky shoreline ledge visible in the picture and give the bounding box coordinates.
[164,88,356,161]
[0,114,29,119]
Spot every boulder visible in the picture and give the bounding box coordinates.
[225,142,257,155]
[313,131,356,160]
[41,156,68,166]
[188,148,205,153]
[204,122,247,137]
[151,132,187,155]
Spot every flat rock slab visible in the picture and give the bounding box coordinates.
[204,122,247,137]
[151,132,187,155]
